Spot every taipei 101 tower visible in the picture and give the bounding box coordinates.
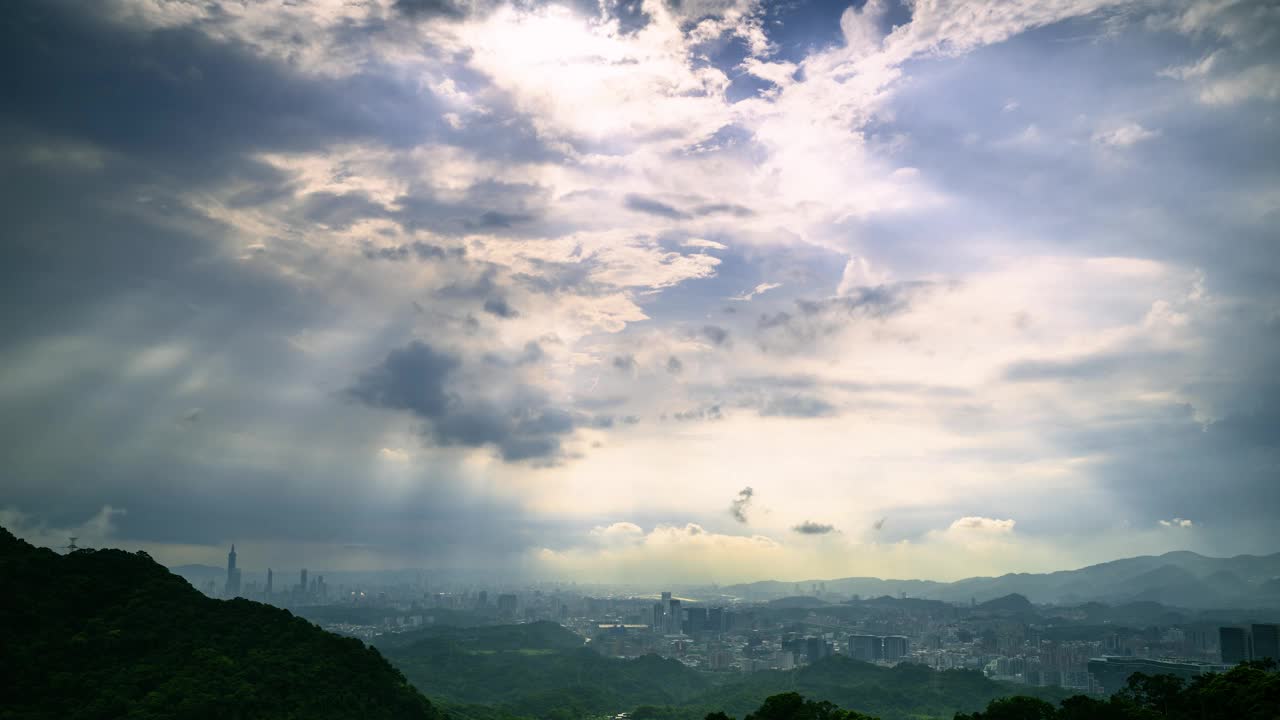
[224,545,241,598]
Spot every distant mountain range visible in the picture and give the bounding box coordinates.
[723,551,1280,608]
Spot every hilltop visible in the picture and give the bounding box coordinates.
[0,526,442,720]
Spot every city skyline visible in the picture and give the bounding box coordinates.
[2,0,1278,582]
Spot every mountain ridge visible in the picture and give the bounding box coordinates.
[723,550,1280,608]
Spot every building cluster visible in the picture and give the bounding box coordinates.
[1218,624,1279,665]
[193,553,1280,696]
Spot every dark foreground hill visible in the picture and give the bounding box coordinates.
[0,527,443,720]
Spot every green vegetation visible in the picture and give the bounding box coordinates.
[705,692,880,720]
[704,663,1280,720]
[380,625,711,719]
[955,660,1280,720]
[378,625,1064,720]
[629,657,1067,720]
[0,527,443,720]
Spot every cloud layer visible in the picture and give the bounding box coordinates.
[1,0,1277,578]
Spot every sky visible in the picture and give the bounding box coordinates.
[1,0,1277,585]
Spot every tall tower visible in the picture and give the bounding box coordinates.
[224,545,241,598]
[265,568,274,599]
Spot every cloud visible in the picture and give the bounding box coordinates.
[666,356,684,374]
[756,284,923,354]
[759,395,838,418]
[0,505,127,551]
[701,324,730,346]
[483,296,520,318]
[729,486,754,523]
[683,238,728,250]
[1093,123,1160,147]
[873,517,887,531]
[624,193,689,220]
[1159,517,1194,528]
[392,0,470,21]
[949,516,1016,533]
[792,520,837,535]
[730,282,782,301]
[347,341,578,462]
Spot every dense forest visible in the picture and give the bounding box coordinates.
[704,662,1280,720]
[954,661,1279,720]
[0,527,442,720]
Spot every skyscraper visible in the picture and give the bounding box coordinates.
[265,568,273,600]
[882,635,909,661]
[1220,627,1249,664]
[497,593,518,617]
[668,599,682,634]
[848,634,882,661]
[224,545,241,598]
[1251,624,1278,662]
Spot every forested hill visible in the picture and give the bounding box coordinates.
[0,527,443,720]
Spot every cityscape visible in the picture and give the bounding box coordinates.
[196,543,1279,697]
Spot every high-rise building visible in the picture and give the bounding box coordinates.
[708,607,724,634]
[265,568,273,599]
[848,634,882,661]
[1251,624,1279,662]
[497,593,518,617]
[668,599,682,635]
[224,545,241,598]
[882,635,909,661]
[1220,627,1249,664]
[805,636,829,664]
[687,606,707,635]
[652,602,665,632]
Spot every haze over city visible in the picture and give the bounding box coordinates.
[3,0,1278,587]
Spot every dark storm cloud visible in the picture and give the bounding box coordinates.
[692,203,755,217]
[759,395,837,418]
[0,1,436,164]
[362,241,467,262]
[348,341,579,462]
[483,297,520,318]
[393,0,471,20]
[624,193,690,220]
[612,354,637,372]
[348,342,459,417]
[792,521,836,535]
[729,487,754,523]
[701,324,730,346]
[666,356,684,374]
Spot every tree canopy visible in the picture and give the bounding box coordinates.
[0,527,443,720]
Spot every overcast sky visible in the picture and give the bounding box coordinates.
[1,0,1277,583]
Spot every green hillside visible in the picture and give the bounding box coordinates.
[0,527,442,720]
[381,627,712,719]
[376,623,1065,720]
[633,656,1069,720]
